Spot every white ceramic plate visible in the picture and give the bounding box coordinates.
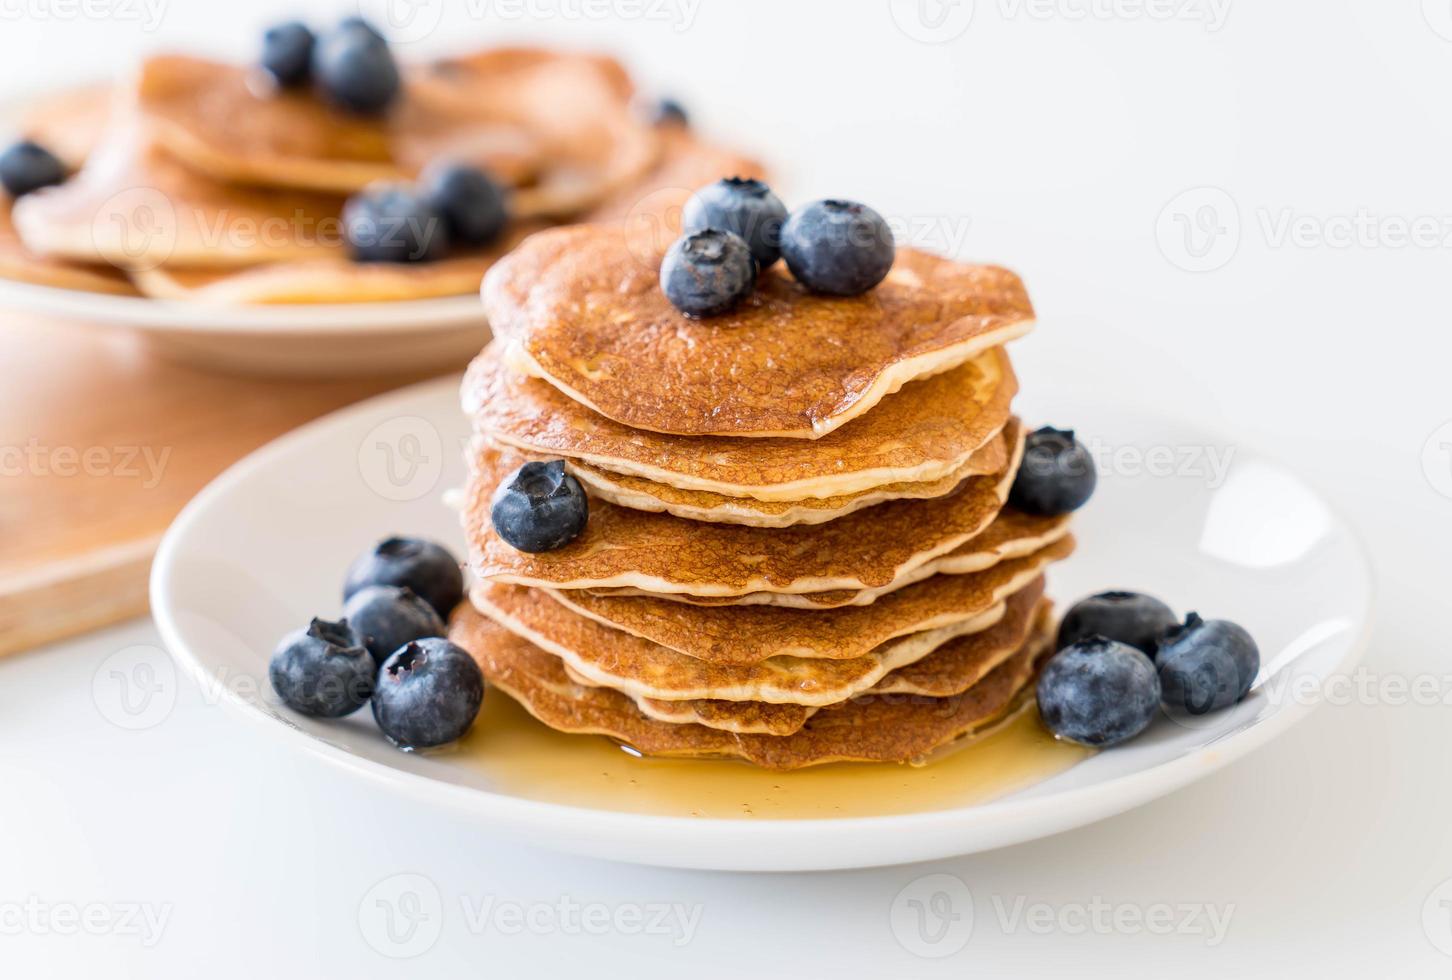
[0,279,487,377]
[150,376,1373,872]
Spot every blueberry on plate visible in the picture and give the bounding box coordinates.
[491,460,589,553]
[1058,590,1177,656]
[643,96,688,128]
[313,19,399,114]
[268,618,375,717]
[344,537,464,620]
[1156,613,1260,715]
[342,585,447,669]
[1037,636,1161,747]
[1009,426,1097,516]
[660,229,757,317]
[779,199,895,296]
[342,184,447,263]
[261,21,315,87]
[420,162,508,247]
[0,141,66,198]
[683,177,788,268]
[373,638,485,749]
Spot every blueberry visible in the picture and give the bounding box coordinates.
[490,460,589,553]
[1037,636,1161,747]
[344,537,464,619]
[1009,426,1097,515]
[644,97,688,127]
[342,184,447,263]
[268,617,374,717]
[780,199,895,296]
[1156,613,1260,715]
[420,162,508,247]
[261,21,315,87]
[0,141,65,198]
[1058,591,1177,656]
[313,20,399,114]
[342,585,447,669]
[683,177,788,268]
[373,638,485,749]
[660,229,756,317]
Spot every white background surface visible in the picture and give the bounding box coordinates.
[2,0,1450,975]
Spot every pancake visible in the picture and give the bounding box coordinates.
[467,551,1058,706]
[136,54,544,194]
[559,434,1007,527]
[0,199,137,295]
[471,580,995,705]
[588,511,1072,610]
[481,223,1035,438]
[551,546,1054,664]
[128,220,546,303]
[12,130,345,270]
[464,342,1017,501]
[423,48,659,218]
[465,421,1024,598]
[449,604,1050,768]
[582,124,765,226]
[568,594,1051,736]
[18,83,115,170]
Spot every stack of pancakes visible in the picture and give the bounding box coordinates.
[1,49,759,302]
[450,224,1077,769]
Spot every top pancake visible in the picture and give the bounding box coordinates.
[482,224,1035,438]
[464,341,1016,501]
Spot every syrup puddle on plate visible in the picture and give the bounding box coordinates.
[444,694,1091,819]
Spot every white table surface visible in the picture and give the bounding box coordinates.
[4,1,1451,976]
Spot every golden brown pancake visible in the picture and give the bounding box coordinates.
[481,223,1035,438]
[422,48,659,218]
[464,342,1017,501]
[19,83,115,170]
[127,220,546,303]
[465,422,1023,598]
[570,592,1050,736]
[559,434,1007,527]
[449,604,1050,768]
[136,54,544,194]
[0,198,137,295]
[12,130,345,270]
[470,555,1056,705]
[550,546,1055,664]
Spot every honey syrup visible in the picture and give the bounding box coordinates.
[446,694,1090,819]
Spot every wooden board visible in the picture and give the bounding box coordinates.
[0,314,442,656]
